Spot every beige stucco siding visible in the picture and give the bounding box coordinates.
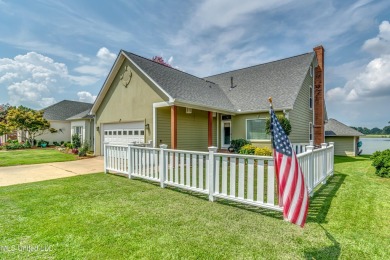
[325,136,356,156]
[289,67,314,143]
[95,59,164,155]
[39,120,71,144]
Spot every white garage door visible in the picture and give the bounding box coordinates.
[103,122,145,145]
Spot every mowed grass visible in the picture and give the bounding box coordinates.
[0,149,77,167]
[0,156,389,259]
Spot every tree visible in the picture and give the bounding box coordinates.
[265,115,292,136]
[5,106,56,145]
[370,127,382,134]
[0,103,12,136]
[151,56,171,67]
[383,126,390,135]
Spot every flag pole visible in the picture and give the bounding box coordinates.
[268,97,274,149]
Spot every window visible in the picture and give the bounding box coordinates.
[140,130,144,135]
[309,122,313,142]
[246,119,270,140]
[72,126,83,142]
[104,131,108,136]
[109,131,112,135]
[123,131,127,135]
[113,131,117,135]
[134,130,139,135]
[310,66,313,77]
[129,131,133,135]
[118,131,122,135]
[309,85,313,109]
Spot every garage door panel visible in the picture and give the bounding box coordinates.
[103,122,145,146]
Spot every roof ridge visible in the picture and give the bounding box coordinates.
[204,52,314,78]
[123,50,217,85]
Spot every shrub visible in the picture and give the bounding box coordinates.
[53,141,60,146]
[265,115,292,136]
[72,134,81,149]
[60,141,65,145]
[78,141,89,157]
[65,142,73,149]
[254,147,272,156]
[239,144,256,155]
[370,149,390,178]
[230,139,251,153]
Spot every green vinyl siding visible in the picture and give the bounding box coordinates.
[326,136,356,156]
[156,107,171,148]
[177,107,208,151]
[230,112,272,148]
[289,64,314,143]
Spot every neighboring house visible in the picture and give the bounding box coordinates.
[91,46,327,155]
[39,100,93,145]
[325,118,364,156]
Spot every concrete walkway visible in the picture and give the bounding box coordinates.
[0,156,104,187]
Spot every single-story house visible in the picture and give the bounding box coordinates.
[39,100,94,145]
[325,118,364,156]
[91,46,327,155]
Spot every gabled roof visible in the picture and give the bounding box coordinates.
[92,50,317,114]
[43,100,93,121]
[325,119,364,137]
[204,52,315,112]
[122,51,235,112]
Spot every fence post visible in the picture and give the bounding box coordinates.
[159,144,168,188]
[128,144,133,179]
[329,142,334,176]
[104,142,109,174]
[321,143,327,184]
[208,146,218,202]
[306,145,314,196]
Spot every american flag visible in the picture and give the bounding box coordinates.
[270,107,309,227]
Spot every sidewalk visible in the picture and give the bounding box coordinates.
[0,156,104,187]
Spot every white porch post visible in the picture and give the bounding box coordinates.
[208,146,218,202]
[159,144,168,188]
[329,142,335,175]
[104,142,109,174]
[306,145,315,196]
[128,144,133,179]
[321,143,327,184]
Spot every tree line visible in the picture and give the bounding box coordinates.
[351,125,390,135]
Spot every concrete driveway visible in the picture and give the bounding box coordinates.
[0,156,104,187]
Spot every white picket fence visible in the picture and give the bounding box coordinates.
[104,142,334,212]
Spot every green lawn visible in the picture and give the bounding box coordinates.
[0,149,77,167]
[0,156,389,259]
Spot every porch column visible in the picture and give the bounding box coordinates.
[171,105,177,149]
[208,111,213,147]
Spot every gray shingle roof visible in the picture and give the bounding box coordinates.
[66,109,94,120]
[123,51,235,112]
[204,52,315,112]
[325,119,364,137]
[42,100,93,120]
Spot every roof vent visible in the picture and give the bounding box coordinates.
[230,76,237,90]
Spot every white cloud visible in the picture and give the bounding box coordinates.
[74,47,116,78]
[77,91,96,103]
[0,52,70,107]
[362,20,390,55]
[0,51,102,108]
[327,55,390,102]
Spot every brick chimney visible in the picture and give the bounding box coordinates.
[313,45,325,146]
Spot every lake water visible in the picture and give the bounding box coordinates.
[360,138,390,155]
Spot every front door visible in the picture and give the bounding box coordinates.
[221,121,231,148]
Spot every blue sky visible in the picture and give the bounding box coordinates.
[0,0,389,128]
